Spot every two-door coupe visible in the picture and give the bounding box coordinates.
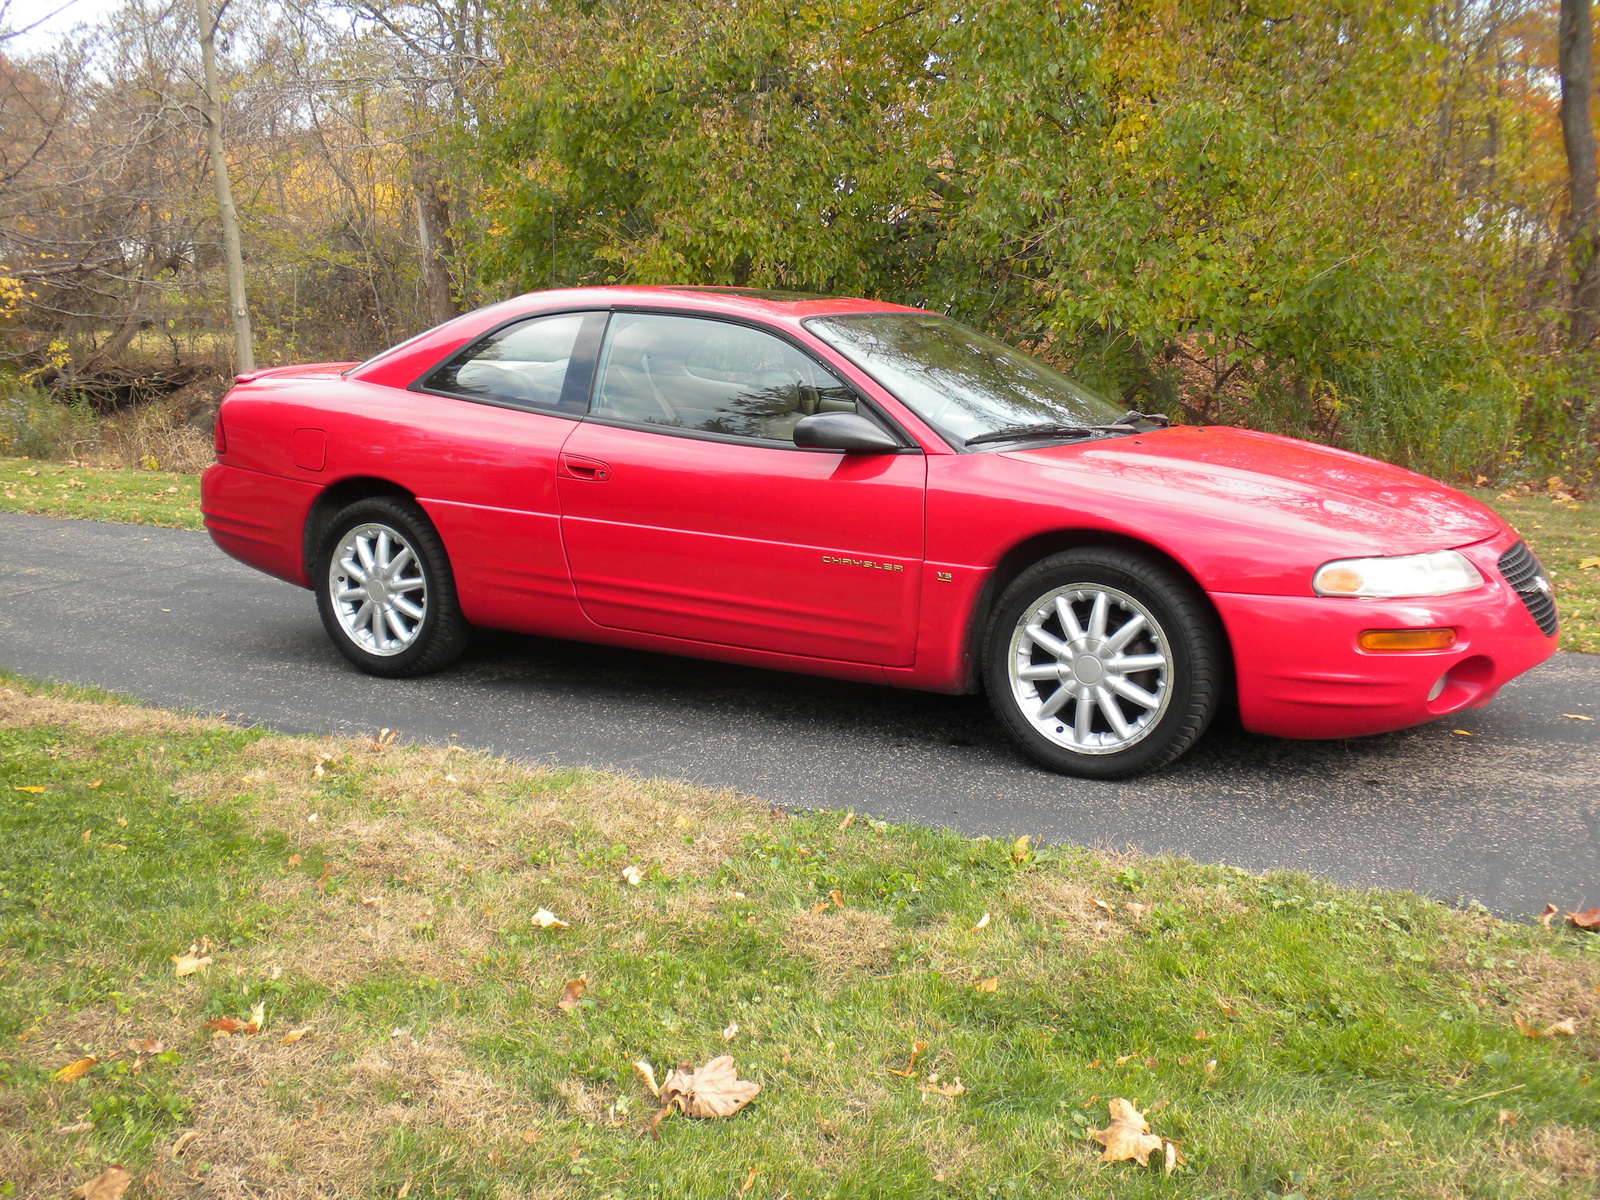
[201,286,1558,777]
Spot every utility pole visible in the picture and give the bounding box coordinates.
[197,0,254,373]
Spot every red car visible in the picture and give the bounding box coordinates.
[202,286,1558,777]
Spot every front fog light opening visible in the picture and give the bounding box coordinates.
[1425,655,1495,715]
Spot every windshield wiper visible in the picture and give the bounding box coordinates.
[964,410,1173,447]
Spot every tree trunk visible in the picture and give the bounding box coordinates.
[197,0,254,373]
[1559,0,1599,351]
[411,152,461,326]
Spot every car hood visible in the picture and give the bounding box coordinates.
[1001,426,1504,555]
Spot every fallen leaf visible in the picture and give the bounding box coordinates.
[1568,908,1600,930]
[250,1001,267,1031]
[70,1166,130,1200]
[557,977,588,1011]
[633,1059,662,1097]
[657,1054,760,1119]
[828,889,844,907]
[1193,1029,1211,1042]
[1124,902,1149,918]
[54,1055,97,1081]
[1545,1018,1578,1037]
[738,1166,760,1196]
[921,1078,966,1097]
[1514,1014,1539,1038]
[974,976,999,993]
[279,1026,314,1045]
[888,1040,928,1077]
[973,912,991,930]
[172,1130,201,1158]
[287,854,302,867]
[206,1016,258,1036]
[621,864,644,886]
[127,1038,163,1055]
[54,1121,94,1135]
[1092,898,1114,915]
[1010,835,1032,864]
[1580,557,1600,570]
[360,895,379,907]
[1114,1054,1137,1066]
[81,828,92,842]
[1496,1109,1519,1125]
[838,810,855,830]
[1561,714,1595,721]
[722,1020,739,1041]
[172,949,210,978]
[314,866,332,894]
[113,815,124,825]
[1539,903,1560,928]
[532,908,569,929]
[1451,729,1472,736]
[1089,1098,1166,1166]
[13,785,44,793]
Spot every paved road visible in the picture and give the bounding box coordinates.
[3,511,1597,916]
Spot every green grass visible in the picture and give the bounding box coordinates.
[1,675,1596,1198]
[1468,488,1600,655]
[0,456,202,530]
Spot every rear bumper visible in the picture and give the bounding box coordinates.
[1213,537,1557,739]
[201,462,320,588]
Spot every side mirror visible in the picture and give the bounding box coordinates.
[793,412,901,454]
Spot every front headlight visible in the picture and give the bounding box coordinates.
[1312,550,1484,599]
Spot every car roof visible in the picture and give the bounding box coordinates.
[512,284,924,319]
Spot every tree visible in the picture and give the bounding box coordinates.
[196,0,254,372]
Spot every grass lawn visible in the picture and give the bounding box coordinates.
[1,675,1597,1198]
[0,457,202,531]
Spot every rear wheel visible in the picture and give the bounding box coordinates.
[314,496,469,678]
[983,548,1222,778]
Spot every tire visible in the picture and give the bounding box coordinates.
[982,548,1223,779]
[313,496,470,678]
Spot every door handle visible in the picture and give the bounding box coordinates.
[560,454,611,481]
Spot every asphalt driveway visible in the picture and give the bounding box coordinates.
[2,511,1596,916]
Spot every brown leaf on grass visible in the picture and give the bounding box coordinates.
[838,810,855,830]
[828,889,844,907]
[632,1059,662,1097]
[722,1020,739,1041]
[1089,1098,1167,1167]
[279,1026,314,1045]
[70,1166,130,1200]
[1568,908,1600,930]
[621,864,644,886]
[1496,1110,1519,1125]
[54,1121,94,1135]
[972,912,991,931]
[1092,898,1114,915]
[887,1040,928,1077]
[532,908,569,929]
[1515,1014,1578,1038]
[171,1130,201,1158]
[557,977,588,1011]
[314,866,332,894]
[657,1055,760,1118]
[921,1077,966,1097]
[54,1055,97,1081]
[286,854,302,867]
[974,976,999,993]
[206,1016,258,1037]
[127,1038,163,1055]
[1539,903,1561,928]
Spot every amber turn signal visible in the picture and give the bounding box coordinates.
[1358,628,1457,652]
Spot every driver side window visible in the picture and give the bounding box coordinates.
[591,313,859,441]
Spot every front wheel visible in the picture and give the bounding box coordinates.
[983,548,1224,779]
[314,496,470,678]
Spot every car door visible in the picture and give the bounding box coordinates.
[400,309,605,631]
[557,311,926,666]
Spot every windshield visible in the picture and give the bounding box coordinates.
[805,312,1125,446]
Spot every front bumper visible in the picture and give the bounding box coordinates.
[1212,536,1557,739]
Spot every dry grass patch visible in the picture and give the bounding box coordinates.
[0,683,207,736]
[780,906,899,989]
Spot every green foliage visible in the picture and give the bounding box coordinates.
[0,376,95,460]
[475,0,1582,479]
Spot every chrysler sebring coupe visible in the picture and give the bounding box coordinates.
[201,286,1558,777]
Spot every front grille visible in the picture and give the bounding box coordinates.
[1498,541,1559,636]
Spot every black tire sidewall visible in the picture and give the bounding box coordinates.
[983,550,1222,779]
[314,497,464,678]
